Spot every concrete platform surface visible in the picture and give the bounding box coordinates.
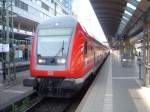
[0,84,33,110]
[0,70,33,110]
[76,53,150,112]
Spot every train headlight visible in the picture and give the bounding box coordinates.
[122,59,126,62]
[57,58,66,64]
[38,59,46,64]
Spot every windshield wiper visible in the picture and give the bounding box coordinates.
[55,40,64,57]
[49,40,64,64]
[61,40,64,56]
[37,41,65,64]
[38,40,64,58]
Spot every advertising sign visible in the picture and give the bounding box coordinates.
[0,44,9,53]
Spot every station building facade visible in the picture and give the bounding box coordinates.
[14,0,72,34]
[0,0,72,61]
[0,0,72,34]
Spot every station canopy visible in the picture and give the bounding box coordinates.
[90,0,143,43]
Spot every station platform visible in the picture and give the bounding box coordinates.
[76,53,150,112]
[0,70,33,111]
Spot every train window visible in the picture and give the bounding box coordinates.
[37,28,73,57]
[37,36,70,57]
[84,41,88,55]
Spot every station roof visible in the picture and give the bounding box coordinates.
[90,0,150,45]
[90,0,127,38]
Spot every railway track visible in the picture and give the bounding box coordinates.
[23,96,43,112]
[24,73,98,112]
[25,98,71,112]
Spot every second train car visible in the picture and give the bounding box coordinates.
[23,16,109,97]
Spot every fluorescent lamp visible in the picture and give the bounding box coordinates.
[136,0,141,2]
[123,16,129,21]
[122,18,128,23]
[125,10,132,16]
[121,20,127,25]
[127,3,136,10]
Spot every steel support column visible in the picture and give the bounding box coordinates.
[144,9,150,86]
[54,2,57,16]
[0,0,16,83]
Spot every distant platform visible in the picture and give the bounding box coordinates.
[0,61,29,84]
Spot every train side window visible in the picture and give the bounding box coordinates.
[84,41,88,55]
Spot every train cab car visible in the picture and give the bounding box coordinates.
[23,16,109,98]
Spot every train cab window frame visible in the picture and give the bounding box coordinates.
[36,28,73,62]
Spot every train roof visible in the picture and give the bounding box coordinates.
[37,16,108,49]
[38,16,78,29]
[83,30,108,49]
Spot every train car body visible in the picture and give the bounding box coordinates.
[24,16,109,97]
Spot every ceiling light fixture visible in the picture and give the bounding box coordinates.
[124,10,132,16]
[127,3,136,10]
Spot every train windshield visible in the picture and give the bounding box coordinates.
[37,28,73,57]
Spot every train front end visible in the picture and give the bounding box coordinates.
[23,16,83,97]
[32,24,73,78]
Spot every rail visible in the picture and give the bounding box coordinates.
[0,91,38,112]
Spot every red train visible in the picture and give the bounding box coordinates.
[24,16,109,97]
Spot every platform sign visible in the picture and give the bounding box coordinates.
[0,44,9,53]
[18,50,23,58]
[116,34,127,41]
